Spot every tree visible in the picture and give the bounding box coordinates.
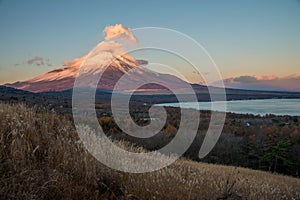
[163,124,177,135]
[291,116,298,123]
[260,140,292,173]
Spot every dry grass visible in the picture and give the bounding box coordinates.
[0,103,299,199]
[0,103,123,199]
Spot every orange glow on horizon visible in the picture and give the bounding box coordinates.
[256,75,278,81]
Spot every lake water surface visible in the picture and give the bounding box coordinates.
[158,99,300,116]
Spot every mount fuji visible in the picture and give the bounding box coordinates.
[5,40,193,93]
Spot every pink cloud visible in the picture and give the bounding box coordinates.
[256,75,277,81]
[214,75,300,92]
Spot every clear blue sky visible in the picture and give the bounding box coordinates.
[0,0,300,84]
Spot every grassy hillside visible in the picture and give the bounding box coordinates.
[0,103,299,199]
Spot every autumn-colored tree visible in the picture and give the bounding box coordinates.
[290,129,300,141]
[163,124,177,135]
[98,117,119,133]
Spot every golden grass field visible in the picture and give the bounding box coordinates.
[0,103,299,199]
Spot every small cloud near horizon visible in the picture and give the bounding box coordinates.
[27,56,45,66]
[214,75,300,92]
[26,56,52,67]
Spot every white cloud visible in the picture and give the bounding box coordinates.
[103,24,137,44]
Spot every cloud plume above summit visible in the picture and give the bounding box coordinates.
[63,24,136,68]
[103,24,137,43]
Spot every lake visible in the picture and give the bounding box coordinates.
[158,99,300,116]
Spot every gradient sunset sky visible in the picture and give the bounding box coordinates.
[0,0,299,91]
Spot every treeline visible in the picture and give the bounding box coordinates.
[98,106,300,177]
